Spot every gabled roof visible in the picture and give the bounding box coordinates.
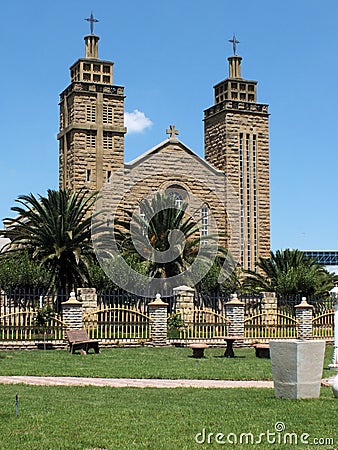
[125,137,224,176]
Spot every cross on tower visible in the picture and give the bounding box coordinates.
[85,12,99,35]
[166,125,179,141]
[228,34,240,55]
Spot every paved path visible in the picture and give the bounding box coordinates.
[0,376,334,389]
[0,376,274,389]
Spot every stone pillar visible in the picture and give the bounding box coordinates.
[77,288,97,307]
[261,292,277,325]
[148,294,169,346]
[295,297,313,339]
[61,292,83,330]
[173,285,195,324]
[77,288,97,313]
[77,287,98,331]
[225,293,245,337]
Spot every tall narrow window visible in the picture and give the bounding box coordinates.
[86,104,96,122]
[103,132,114,150]
[139,207,146,236]
[86,131,96,148]
[246,134,251,269]
[86,169,91,182]
[107,170,112,183]
[60,110,64,130]
[252,134,257,265]
[239,133,244,265]
[201,205,209,245]
[103,105,113,124]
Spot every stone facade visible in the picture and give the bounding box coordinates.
[204,56,270,270]
[58,32,270,271]
[58,34,126,194]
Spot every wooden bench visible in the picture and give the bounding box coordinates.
[189,343,209,358]
[66,329,100,355]
[253,343,270,358]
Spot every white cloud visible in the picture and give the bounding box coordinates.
[125,109,153,133]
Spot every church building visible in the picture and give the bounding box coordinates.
[57,20,270,271]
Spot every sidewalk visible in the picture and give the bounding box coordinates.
[0,375,273,388]
[0,375,334,388]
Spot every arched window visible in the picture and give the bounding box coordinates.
[166,185,187,209]
[168,191,183,208]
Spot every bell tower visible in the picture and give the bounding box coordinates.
[57,14,126,193]
[204,36,270,271]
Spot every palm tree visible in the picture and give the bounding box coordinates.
[243,248,337,296]
[114,192,224,285]
[2,189,96,293]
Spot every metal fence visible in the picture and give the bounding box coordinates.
[277,293,335,315]
[0,310,66,341]
[194,291,263,316]
[97,288,176,314]
[0,288,69,315]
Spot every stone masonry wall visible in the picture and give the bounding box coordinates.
[204,106,270,270]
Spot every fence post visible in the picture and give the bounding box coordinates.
[295,297,313,339]
[61,292,83,330]
[148,294,169,346]
[173,285,195,324]
[77,288,97,312]
[261,292,277,324]
[225,293,245,337]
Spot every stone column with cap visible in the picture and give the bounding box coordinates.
[261,292,277,325]
[173,285,195,324]
[225,293,245,337]
[61,292,83,330]
[295,297,314,339]
[148,294,169,346]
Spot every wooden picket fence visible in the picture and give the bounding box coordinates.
[0,310,66,341]
[83,306,152,342]
[173,309,230,341]
[312,310,334,337]
[244,312,299,339]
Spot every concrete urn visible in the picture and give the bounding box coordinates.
[269,339,326,399]
[332,374,338,398]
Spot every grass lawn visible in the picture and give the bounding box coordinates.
[0,384,337,450]
[0,346,337,449]
[0,345,335,380]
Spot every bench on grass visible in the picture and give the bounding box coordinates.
[189,343,209,358]
[253,343,270,358]
[213,336,246,358]
[66,329,100,355]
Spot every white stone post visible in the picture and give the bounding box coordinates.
[61,292,83,330]
[225,293,245,337]
[148,294,169,346]
[295,297,313,339]
[329,296,338,368]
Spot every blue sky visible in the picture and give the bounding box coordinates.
[1,0,338,251]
